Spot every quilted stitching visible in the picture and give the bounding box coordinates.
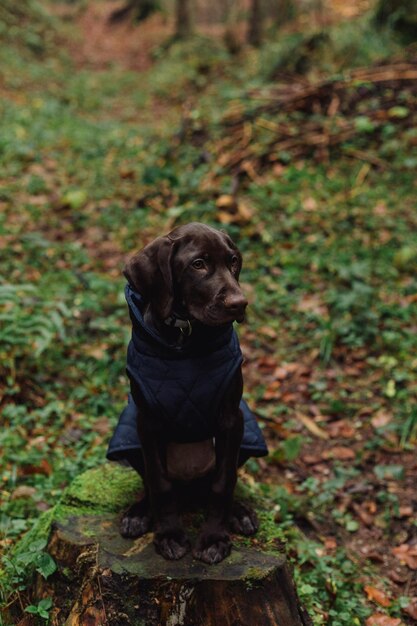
[106,286,268,460]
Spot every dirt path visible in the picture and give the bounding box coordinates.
[58,0,374,73]
[59,1,172,71]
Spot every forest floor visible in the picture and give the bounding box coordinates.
[1,3,417,625]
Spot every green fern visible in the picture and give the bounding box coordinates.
[0,284,69,382]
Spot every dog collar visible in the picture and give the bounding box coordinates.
[164,314,193,335]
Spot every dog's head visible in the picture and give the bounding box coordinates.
[124,222,247,326]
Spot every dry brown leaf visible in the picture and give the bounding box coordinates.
[296,293,328,316]
[19,459,52,477]
[302,453,322,465]
[257,356,277,372]
[258,325,278,339]
[11,486,37,500]
[352,502,375,527]
[274,366,289,380]
[281,392,297,403]
[371,410,392,429]
[322,446,356,460]
[95,417,111,436]
[216,194,236,210]
[397,506,413,518]
[365,615,402,626]
[364,586,392,608]
[236,199,254,221]
[403,598,417,620]
[302,196,318,212]
[264,381,282,400]
[85,345,108,360]
[392,544,417,570]
[389,569,408,584]
[324,537,337,551]
[296,413,329,439]
[217,211,234,225]
[216,195,253,224]
[327,420,355,438]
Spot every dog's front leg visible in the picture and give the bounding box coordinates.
[193,376,244,565]
[138,422,190,560]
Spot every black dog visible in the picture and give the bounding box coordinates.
[107,223,267,564]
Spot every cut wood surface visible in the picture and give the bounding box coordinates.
[12,464,312,626]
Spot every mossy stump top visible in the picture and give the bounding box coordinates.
[14,464,311,626]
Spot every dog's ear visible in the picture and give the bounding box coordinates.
[219,230,243,279]
[123,236,175,319]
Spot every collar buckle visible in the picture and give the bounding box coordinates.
[164,314,193,335]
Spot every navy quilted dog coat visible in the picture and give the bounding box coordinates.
[107,285,268,466]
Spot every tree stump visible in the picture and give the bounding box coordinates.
[12,464,312,626]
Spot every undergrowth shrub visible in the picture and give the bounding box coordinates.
[0,284,69,390]
[0,0,56,54]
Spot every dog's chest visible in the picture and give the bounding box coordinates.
[126,329,242,443]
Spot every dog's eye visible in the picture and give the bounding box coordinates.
[192,259,205,270]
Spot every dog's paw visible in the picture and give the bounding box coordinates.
[120,501,152,538]
[230,501,259,536]
[154,528,190,560]
[193,530,231,565]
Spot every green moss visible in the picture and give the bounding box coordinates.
[244,566,267,580]
[13,464,141,559]
[13,506,56,557]
[61,463,142,513]
[234,481,258,504]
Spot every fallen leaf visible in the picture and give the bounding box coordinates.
[296,413,329,439]
[302,196,318,211]
[392,544,417,570]
[274,366,289,380]
[95,417,111,436]
[365,615,402,626]
[296,293,328,316]
[322,446,355,460]
[302,453,322,465]
[389,569,408,584]
[352,502,375,527]
[258,325,278,339]
[216,195,254,224]
[216,194,236,210]
[85,345,108,360]
[327,420,355,438]
[396,506,413,519]
[264,381,281,400]
[324,537,337,551]
[360,547,384,562]
[373,202,388,216]
[364,586,392,608]
[403,597,417,620]
[11,486,37,500]
[19,459,52,477]
[371,410,392,429]
[257,356,277,373]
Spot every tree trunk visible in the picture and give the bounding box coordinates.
[175,0,193,39]
[270,0,297,28]
[47,521,312,625]
[374,0,417,43]
[109,0,159,24]
[8,465,312,626]
[224,0,242,55]
[247,0,263,47]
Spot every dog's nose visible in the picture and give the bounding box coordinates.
[224,294,248,313]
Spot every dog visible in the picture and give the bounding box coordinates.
[107,223,268,564]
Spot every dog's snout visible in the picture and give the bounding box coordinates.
[224,293,248,313]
